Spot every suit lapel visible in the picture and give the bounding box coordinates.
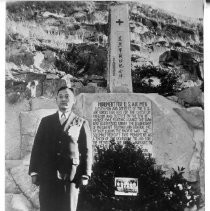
[63,112,76,132]
[51,112,63,131]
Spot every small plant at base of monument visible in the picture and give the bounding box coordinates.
[163,167,201,211]
[79,140,201,211]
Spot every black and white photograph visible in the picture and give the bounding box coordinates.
[115,177,138,196]
[4,0,205,211]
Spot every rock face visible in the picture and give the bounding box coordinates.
[10,164,40,209]
[6,1,203,99]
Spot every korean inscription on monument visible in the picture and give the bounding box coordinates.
[92,101,153,156]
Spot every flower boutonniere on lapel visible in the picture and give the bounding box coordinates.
[67,116,84,141]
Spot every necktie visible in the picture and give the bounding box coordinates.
[60,113,66,125]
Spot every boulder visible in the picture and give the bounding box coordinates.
[176,86,203,107]
[174,107,204,187]
[5,170,20,194]
[19,109,57,158]
[5,193,35,211]
[19,109,57,136]
[5,100,30,160]
[8,51,34,67]
[21,135,35,158]
[11,194,33,211]
[74,93,202,181]
[10,164,40,209]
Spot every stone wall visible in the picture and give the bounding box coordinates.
[5,100,30,160]
[5,96,57,211]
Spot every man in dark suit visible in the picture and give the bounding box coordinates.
[29,86,92,211]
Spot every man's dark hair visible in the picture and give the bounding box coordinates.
[57,86,74,95]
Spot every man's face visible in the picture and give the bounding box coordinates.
[56,88,75,112]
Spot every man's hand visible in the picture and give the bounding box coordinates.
[31,175,39,186]
[80,175,89,186]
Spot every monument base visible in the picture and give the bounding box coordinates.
[75,93,202,182]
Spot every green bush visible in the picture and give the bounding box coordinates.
[79,141,200,211]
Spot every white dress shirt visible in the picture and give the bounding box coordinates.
[58,110,71,123]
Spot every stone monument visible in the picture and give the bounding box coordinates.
[108,4,133,93]
[95,4,153,156]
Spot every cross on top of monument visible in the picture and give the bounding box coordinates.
[116,19,124,25]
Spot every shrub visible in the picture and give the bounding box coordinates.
[132,65,181,96]
[79,141,200,211]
